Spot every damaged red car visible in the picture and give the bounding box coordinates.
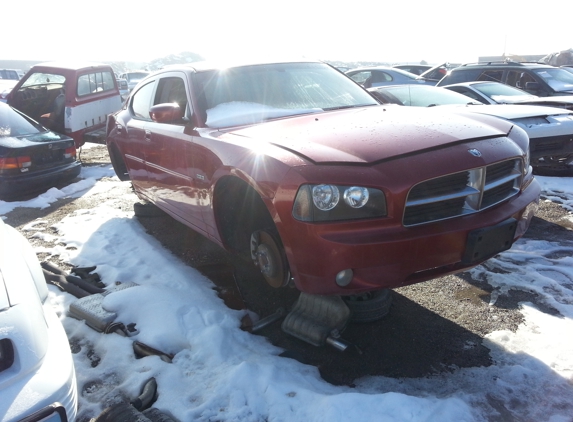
[105,60,540,298]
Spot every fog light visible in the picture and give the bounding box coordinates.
[335,269,353,287]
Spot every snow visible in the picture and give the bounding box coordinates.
[1,151,573,421]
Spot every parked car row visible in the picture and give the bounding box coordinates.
[436,61,573,96]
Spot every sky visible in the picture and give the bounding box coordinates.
[1,145,573,421]
[4,0,573,65]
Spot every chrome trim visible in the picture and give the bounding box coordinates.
[403,159,522,226]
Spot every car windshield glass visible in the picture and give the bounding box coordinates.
[127,72,149,82]
[21,72,66,87]
[533,68,573,92]
[473,82,533,97]
[0,104,44,137]
[379,85,479,107]
[194,62,378,128]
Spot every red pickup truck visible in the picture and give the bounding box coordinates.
[7,62,122,147]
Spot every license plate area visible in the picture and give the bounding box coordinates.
[462,218,517,264]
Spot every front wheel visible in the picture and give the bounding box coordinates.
[250,229,290,288]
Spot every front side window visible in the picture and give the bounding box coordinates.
[477,70,503,83]
[153,76,189,119]
[131,81,156,120]
[532,68,573,92]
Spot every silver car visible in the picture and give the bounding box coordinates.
[0,219,78,422]
[368,84,573,174]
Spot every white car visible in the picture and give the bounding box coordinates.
[368,84,573,174]
[442,81,573,111]
[0,219,77,422]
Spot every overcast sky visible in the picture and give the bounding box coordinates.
[6,0,572,65]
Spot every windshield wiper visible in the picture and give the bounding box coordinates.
[323,104,376,111]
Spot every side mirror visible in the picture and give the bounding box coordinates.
[149,103,183,123]
[524,81,540,93]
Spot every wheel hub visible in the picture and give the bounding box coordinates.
[250,230,289,288]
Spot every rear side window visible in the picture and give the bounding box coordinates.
[477,70,503,83]
[77,71,116,96]
[0,104,44,137]
[437,69,481,86]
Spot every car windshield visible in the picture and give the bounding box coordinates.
[532,68,573,92]
[21,72,66,87]
[0,104,45,137]
[376,84,480,107]
[194,62,378,128]
[127,72,149,82]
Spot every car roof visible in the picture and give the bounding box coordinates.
[453,61,553,70]
[29,61,113,72]
[154,57,324,74]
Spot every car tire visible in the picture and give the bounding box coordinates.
[133,201,164,218]
[342,289,392,323]
[108,143,130,181]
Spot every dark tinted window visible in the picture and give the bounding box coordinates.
[372,71,392,83]
[131,81,155,120]
[436,68,481,86]
[154,77,189,117]
[477,70,503,83]
[447,86,486,103]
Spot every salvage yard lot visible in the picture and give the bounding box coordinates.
[2,144,573,421]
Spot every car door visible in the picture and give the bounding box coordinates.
[141,73,207,232]
[124,79,156,192]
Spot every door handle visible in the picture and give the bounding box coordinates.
[145,129,151,141]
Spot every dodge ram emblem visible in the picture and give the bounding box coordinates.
[468,148,482,157]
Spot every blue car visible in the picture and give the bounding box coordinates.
[346,66,436,88]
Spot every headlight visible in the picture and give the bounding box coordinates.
[293,184,387,222]
[508,124,530,176]
[312,184,340,210]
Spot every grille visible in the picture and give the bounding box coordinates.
[530,135,570,152]
[404,159,522,226]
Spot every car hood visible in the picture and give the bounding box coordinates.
[219,106,512,164]
[454,103,573,119]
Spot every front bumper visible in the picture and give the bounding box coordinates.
[280,178,540,295]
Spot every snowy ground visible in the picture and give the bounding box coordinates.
[2,148,573,422]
